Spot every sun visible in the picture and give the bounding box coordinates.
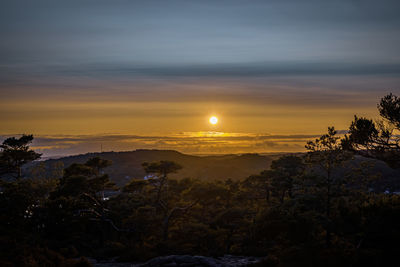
[209,116,218,125]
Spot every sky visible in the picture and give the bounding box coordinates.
[1,0,400,156]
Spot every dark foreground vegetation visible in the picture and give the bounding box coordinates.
[1,94,399,267]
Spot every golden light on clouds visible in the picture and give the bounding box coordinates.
[24,131,321,157]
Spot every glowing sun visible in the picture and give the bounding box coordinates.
[209,116,218,125]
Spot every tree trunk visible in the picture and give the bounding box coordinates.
[162,215,170,241]
[326,169,332,248]
[17,166,22,180]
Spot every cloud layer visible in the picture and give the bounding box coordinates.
[0,0,399,147]
[1,132,324,157]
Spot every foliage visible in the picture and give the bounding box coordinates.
[1,95,399,266]
[1,150,399,266]
[0,134,41,179]
[343,93,400,168]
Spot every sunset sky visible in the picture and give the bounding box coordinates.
[1,0,400,156]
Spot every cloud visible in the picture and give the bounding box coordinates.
[2,0,400,71]
[0,132,323,157]
[1,0,398,140]
[2,62,400,83]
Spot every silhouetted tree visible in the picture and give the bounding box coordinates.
[57,157,114,198]
[305,126,352,247]
[270,155,306,202]
[143,160,182,206]
[343,93,400,168]
[0,134,41,179]
[1,131,399,266]
[142,161,188,241]
[242,170,272,203]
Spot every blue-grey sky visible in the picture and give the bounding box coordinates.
[2,0,400,68]
[1,0,400,155]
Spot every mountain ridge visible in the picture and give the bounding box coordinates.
[37,149,281,185]
[27,149,399,191]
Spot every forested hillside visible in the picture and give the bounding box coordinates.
[27,151,280,185]
[27,150,400,190]
[1,94,400,267]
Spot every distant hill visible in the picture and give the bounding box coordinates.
[36,150,281,185]
[25,149,399,190]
